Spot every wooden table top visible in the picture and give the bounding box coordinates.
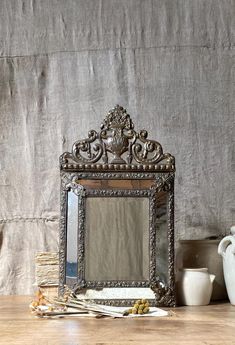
[0,296,234,345]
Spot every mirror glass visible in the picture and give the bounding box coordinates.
[66,191,78,284]
[85,197,149,281]
[156,191,169,285]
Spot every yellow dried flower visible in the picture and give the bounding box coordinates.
[122,299,150,316]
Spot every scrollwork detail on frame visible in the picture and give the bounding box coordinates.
[60,105,175,169]
[62,130,103,164]
[150,279,176,307]
[61,172,85,196]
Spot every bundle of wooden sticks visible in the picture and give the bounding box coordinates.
[30,289,129,318]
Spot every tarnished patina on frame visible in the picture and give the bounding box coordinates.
[60,105,175,172]
[59,106,176,307]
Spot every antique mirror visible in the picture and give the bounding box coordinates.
[59,105,175,306]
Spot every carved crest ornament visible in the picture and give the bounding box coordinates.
[60,105,175,172]
[59,105,176,307]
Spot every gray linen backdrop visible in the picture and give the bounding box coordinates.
[0,0,234,294]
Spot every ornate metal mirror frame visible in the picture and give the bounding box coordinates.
[59,105,176,307]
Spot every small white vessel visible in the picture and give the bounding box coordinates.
[180,268,215,306]
[218,226,235,305]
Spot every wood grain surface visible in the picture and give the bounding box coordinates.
[0,296,234,345]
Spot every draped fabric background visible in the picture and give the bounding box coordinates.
[0,0,234,294]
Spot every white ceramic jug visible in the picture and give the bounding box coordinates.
[180,268,215,306]
[177,239,227,300]
[218,226,235,305]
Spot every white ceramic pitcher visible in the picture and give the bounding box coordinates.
[180,268,215,306]
[218,226,235,305]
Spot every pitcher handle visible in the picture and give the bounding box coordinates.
[218,236,235,258]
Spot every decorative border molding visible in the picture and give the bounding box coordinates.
[86,299,157,307]
[59,187,67,296]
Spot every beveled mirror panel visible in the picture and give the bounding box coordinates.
[65,191,78,284]
[59,105,175,306]
[155,191,169,285]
